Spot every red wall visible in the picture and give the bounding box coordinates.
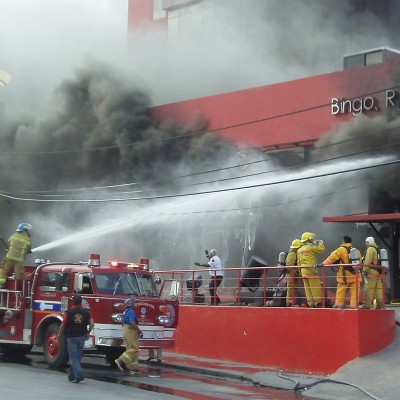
[174,305,395,374]
[151,61,399,149]
[128,0,167,32]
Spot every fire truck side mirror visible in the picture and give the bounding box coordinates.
[74,273,83,293]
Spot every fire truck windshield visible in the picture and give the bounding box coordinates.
[94,272,158,296]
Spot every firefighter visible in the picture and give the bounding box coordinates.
[0,223,32,289]
[361,236,383,309]
[284,239,302,307]
[321,236,362,309]
[115,297,143,375]
[297,232,325,308]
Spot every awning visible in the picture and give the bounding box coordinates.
[323,213,400,224]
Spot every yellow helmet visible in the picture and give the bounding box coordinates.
[290,239,302,249]
[301,232,315,242]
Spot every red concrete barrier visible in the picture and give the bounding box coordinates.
[173,305,395,374]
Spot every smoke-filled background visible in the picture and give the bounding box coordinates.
[1,0,400,279]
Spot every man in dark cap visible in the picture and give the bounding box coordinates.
[58,295,94,383]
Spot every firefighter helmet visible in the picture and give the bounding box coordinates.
[16,223,32,232]
[365,236,375,244]
[301,232,315,242]
[124,297,134,307]
[290,239,302,249]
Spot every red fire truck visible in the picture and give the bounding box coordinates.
[0,254,179,367]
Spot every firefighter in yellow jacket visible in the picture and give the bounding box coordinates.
[297,232,325,307]
[321,236,362,308]
[0,223,32,289]
[284,239,302,306]
[362,236,383,309]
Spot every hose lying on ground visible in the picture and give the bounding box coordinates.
[278,372,382,400]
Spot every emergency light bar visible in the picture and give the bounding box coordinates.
[108,260,149,270]
[88,253,101,267]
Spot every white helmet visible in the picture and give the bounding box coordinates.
[365,236,375,244]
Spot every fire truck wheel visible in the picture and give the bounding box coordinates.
[43,322,69,368]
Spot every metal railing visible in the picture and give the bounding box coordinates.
[0,289,22,311]
[155,263,387,309]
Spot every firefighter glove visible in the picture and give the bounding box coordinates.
[194,262,201,266]
[313,263,323,269]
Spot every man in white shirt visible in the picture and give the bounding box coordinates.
[195,249,224,305]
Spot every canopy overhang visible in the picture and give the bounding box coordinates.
[323,213,400,224]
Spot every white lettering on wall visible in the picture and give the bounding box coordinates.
[331,96,376,116]
[386,90,400,110]
[332,89,400,116]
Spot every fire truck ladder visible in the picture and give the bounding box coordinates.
[0,289,22,311]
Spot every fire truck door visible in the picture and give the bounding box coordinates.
[159,279,180,301]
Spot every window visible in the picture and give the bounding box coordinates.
[344,50,384,70]
[344,54,365,70]
[94,273,158,296]
[153,0,167,20]
[39,272,69,292]
[365,50,383,65]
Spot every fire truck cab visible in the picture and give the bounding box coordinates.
[0,254,179,367]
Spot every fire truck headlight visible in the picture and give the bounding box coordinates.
[157,315,170,325]
[111,313,123,323]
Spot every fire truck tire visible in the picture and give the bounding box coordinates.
[104,348,124,366]
[0,344,33,357]
[43,322,69,368]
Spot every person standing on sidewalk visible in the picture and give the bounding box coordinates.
[115,297,143,375]
[58,294,94,383]
[195,249,224,305]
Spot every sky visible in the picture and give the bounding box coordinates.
[0,0,399,272]
[0,0,129,112]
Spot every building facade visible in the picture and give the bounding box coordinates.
[128,0,400,298]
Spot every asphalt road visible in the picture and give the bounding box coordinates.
[0,350,318,400]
